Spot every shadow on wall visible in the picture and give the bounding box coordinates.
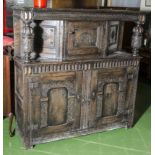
[33,20,43,60]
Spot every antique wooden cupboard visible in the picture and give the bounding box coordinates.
[13,7,146,148]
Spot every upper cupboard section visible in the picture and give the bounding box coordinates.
[14,19,123,61]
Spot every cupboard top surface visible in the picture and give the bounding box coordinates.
[13,7,147,22]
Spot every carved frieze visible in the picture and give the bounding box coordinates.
[22,58,140,75]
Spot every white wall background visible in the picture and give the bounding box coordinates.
[111,0,141,7]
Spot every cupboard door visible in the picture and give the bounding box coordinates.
[29,72,81,138]
[47,87,68,126]
[95,68,127,127]
[65,21,106,59]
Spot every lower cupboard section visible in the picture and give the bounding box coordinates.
[15,62,139,148]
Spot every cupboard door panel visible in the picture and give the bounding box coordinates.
[48,88,68,126]
[65,21,106,59]
[102,83,118,117]
[96,68,127,127]
[108,21,120,54]
[29,72,82,138]
[31,20,64,60]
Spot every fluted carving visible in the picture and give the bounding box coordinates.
[23,58,140,75]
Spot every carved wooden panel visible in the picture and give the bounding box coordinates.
[31,20,64,60]
[29,72,81,138]
[108,21,120,53]
[102,83,118,117]
[65,21,106,59]
[48,88,68,126]
[96,68,127,127]
[42,26,56,49]
[22,58,140,75]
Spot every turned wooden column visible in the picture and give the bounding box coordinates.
[21,10,33,63]
[131,15,145,56]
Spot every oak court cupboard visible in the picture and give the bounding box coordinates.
[13,7,146,149]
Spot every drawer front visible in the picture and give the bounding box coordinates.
[65,21,107,59]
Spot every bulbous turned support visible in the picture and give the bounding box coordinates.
[21,10,33,63]
[131,15,145,56]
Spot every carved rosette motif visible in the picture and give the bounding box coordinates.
[131,15,145,56]
[21,10,33,62]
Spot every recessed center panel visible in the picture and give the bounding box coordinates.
[47,87,68,126]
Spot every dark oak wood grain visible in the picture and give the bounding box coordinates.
[13,7,146,149]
